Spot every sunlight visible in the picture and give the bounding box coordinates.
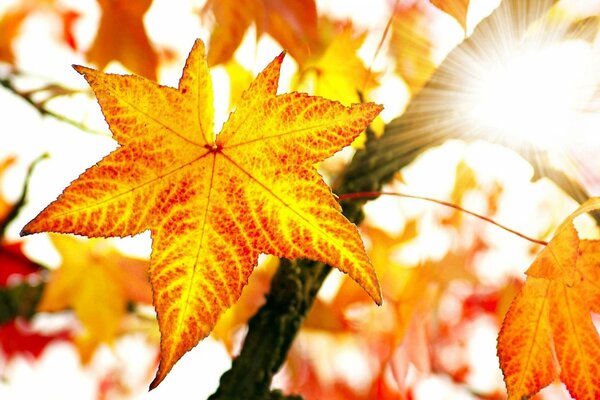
[466,39,595,150]
[3,0,600,399]
[387,0,600,163]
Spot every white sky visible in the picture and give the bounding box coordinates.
[1,0,598,399]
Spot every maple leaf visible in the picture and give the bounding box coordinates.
[0,319,70,361]
[0,1,82,64]
[203,0,317,66]
[0,5,30,64]
[60,9,80,51]
[37,235,152,362]
[87,0,158,80]
[498,197,600,399]
[295,20,380,107]
[390,6,436,95]
[21,39,382,388]
[430,0,470,32]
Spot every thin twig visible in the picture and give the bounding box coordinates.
[0,153,48,238]
[0,74,107,136]
[338,191,549,246]
[361,0,400,93]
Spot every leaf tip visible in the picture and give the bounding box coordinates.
[373,104,384,119]
[19,219,38,237]
[190,38,207,57]
[72,64,94,77]
[352,101,384,124]
[373,289,383,306]
[148,375,161,391]
[355,261,383,306]
[265,51,286,75]
[149,358,171,391]
[276,50,286,64]
[369,278,383,306]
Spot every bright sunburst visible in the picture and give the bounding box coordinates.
[465,39,596,150]
[454,0,600,152]
[383,0,600,196]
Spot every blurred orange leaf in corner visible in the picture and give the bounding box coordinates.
[498,198,600,399]
[87,0,159,80]
[0,5,30,64]
[202,0,318,66]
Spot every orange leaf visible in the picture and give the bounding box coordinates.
[0,5,30,64]
[37,235,152,362]
[204,0,317,66]
[498,198,600,399]
[0,1,81,61]
[22,39,382,388]
[87,0,158,80]
[497,277,559,398]
[430,0,470,32]
[0,156,17,221]
[390,6,436,95]
[60,10,80,51]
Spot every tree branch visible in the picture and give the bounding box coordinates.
[0,282,44,325]
[0,72,107,136]
[211,1,569,398]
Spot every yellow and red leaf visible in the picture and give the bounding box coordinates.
[22,39,382,388]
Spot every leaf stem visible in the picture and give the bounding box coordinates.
[338,191,549,246]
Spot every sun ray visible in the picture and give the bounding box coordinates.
[384,0,600,203]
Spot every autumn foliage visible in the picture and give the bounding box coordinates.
[22,39,382,387]
[499,199,600,399]
[1,0,600,399]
